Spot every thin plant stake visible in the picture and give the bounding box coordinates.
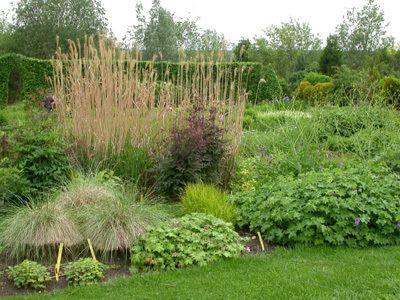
[87,239,97,261]
[257,232,265,251]
[55,243,63,281]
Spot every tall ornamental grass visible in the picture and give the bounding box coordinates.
[51,34,247,168]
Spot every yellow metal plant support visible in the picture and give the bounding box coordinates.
[55,243,63,281]
[87,239,97,261]
[257,232,265,251]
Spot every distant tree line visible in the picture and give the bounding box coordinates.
[0,0,399,97]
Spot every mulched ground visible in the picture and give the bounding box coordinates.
[0,230,274,298]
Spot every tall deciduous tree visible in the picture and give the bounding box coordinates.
[319,35,343,76]
[12,0,108,59]
[124,0,226,61]
[142,0,178,61]
[336,0,394,67]
[256,17,322,78]
[0,11,16,56]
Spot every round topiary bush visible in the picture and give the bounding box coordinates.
[231,162,400,247]
[130,213,246,273]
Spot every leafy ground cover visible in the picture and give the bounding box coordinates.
[5,246,400,300]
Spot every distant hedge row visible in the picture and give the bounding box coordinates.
[0,53,271,108]
[0,54,53,108]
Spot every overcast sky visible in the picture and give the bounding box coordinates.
[2,0,400,45]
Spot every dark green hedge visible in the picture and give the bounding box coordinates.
[0,54,267,108]
[0,54,53,108]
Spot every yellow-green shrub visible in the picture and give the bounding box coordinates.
[381,76,400,106]
[180,182,237,225]
[296,81,334,104]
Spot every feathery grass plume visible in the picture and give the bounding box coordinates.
[51,34,246,179]
[0,198,83,262]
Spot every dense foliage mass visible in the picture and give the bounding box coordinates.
[64,258,108,287]
[231,163,400,246]
[153,106,227,198]
[180,182,237,224]
[130,213,246,272]
[6,260,51,290]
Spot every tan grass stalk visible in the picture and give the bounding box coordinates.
[51,33,246,162]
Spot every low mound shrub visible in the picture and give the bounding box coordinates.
[180,182,237,225]
[130,213,246,273]
[303,72,333,85]
[231,162,400,247]
[7,260,51,290]
[64,258,108,287]
[296,81,334,105]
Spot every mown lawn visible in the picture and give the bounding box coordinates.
[10,245,400,300]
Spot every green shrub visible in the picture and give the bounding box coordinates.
[153,105,227,199]
[332,66,371,106]
[303,72,333,85]
[130,213,246,273]
[0,159,33,208]
[231,162,400,247]
[381,76,400,106]
[1,112,72,204]
[296,81,313,100]
[64,258,108,287]
[180,182,237,224]
[7,260,51,290]
[296,81,334,104]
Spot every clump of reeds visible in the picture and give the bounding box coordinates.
[51,33,246,167]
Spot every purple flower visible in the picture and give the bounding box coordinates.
[319,166,324,170]
[339,162,344,167]
[397,222,400,227]
[173,252,178,257]
[138,232,142,237]
[355,189,358,193]
[219,114,225,121]
[274,98,279,103]
[355,218,361,225]
[246,247,251,253]
[333,191,336,195]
